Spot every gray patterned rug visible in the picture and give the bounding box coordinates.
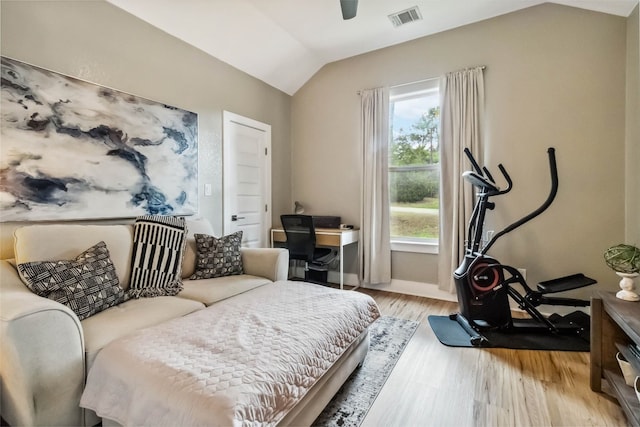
[312,316,419,427]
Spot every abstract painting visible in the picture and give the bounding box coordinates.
[0,56,198,222]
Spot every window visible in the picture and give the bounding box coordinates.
[389,81,440,254]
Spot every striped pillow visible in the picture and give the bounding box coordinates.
[128,215,187,298]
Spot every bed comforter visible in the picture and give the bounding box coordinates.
[80,281,380,426]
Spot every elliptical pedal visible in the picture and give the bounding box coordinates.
[537,273,597,294]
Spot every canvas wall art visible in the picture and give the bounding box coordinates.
[0,56,198,222]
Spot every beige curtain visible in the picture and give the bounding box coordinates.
[438,67,485,293]
[359,87,391,285]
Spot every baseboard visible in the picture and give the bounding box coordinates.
[356,277,589,317]
[359,279,458,303]
[311,269,590,317]
[326,270,458,303]
[296,266,456,302]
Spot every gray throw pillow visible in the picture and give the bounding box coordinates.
[18,241,124,320]
[128,215,187,298]
[189,231,244,279]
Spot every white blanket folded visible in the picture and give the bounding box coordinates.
[80,281,380,426]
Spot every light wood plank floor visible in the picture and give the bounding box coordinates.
[353,288,628,427]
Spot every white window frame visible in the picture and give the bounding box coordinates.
[389,80,440,255]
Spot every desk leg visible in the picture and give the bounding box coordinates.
[339,245,344,290]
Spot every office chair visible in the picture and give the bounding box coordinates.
[280,214,337,285]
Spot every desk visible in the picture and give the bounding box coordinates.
[271,227,359,289]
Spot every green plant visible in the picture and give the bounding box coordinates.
[604,244,640,274]
[389,170,439,203]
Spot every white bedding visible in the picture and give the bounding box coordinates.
[80,281,380,426]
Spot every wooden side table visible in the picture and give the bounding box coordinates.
[591,291,640,426]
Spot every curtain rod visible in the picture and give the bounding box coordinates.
[390,76,439,90]
[355,77,437,96]
[357,66,486,95]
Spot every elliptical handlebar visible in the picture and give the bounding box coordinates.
[464,148,483,175]
[482,167,496,184]
[463,148,513,195]
[496,164,512,195]
[480,147,558,256]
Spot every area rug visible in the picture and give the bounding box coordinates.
[428,311,590,351]
[312,316,419,427]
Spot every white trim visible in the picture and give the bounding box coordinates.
[349,276,589,317]
[389,82,441,252]
[390,79,439,97]
[323,271,454,303]
[298,271,457,304]
[222,111,272,247]
[390,240,439,254]
[361,279,458,302]
[318,271,456,303]
[295,269,587,317]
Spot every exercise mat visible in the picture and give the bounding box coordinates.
[428,311,590,352]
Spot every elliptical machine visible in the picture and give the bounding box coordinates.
[451,147,596,347]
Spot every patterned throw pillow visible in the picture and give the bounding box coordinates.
[128,215,187,298]
[189,231,244,279]
[18,241,124,321]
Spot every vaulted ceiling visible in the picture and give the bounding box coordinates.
[106,0,639,95]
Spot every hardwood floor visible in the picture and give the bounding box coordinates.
[353,288,628,427]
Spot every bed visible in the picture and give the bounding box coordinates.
[80,281,380,426]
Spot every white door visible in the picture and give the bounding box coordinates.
[223,111,271,248]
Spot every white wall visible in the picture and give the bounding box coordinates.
[291,3,628,296]
[1,2,636,299]
[0,0,292,258]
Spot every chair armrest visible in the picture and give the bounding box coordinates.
[0,260,86,427]
[240,248,289,282]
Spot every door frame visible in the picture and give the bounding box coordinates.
[222,110,272,247]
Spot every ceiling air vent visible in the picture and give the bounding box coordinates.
[388,6,422,28]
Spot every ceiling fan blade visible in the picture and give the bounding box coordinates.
[340,0,358,20]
